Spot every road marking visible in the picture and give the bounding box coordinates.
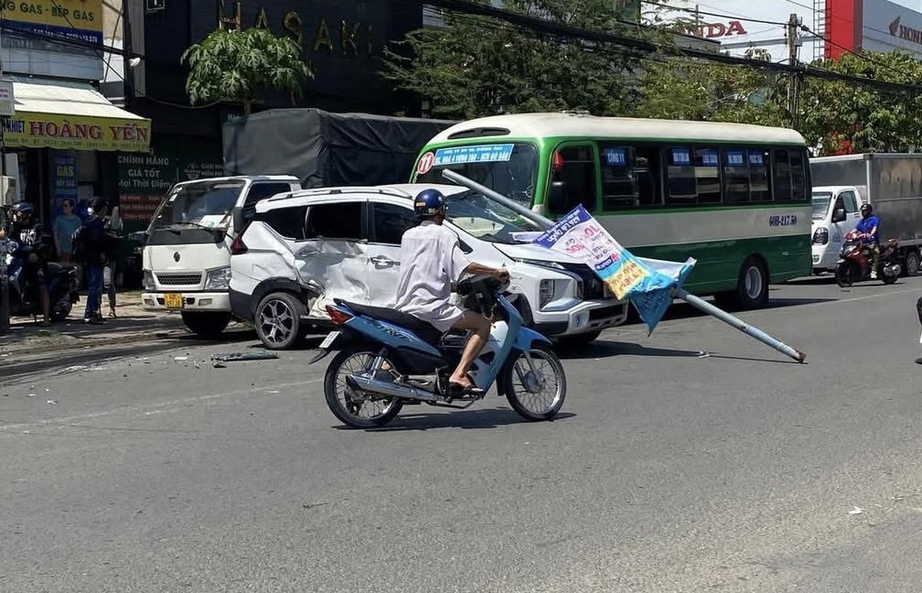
[0,378,323,433]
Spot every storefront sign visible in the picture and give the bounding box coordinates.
[683,20,748,39]
[2,112,151,152]
[0,0,103,45]
[215,1,378,57]
[49,150,78,217]
[0,80,14,116]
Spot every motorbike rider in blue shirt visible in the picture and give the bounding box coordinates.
[855,203,881,278]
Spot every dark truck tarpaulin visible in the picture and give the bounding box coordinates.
[222,109,455,187]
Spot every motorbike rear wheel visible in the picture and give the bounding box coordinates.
[501,343,567,421]
[323,345,403,429]
[835,261,857,288]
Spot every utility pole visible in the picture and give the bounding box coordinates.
[786,12,803,128]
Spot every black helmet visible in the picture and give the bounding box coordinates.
[860,203,872,214]
[9,201,34,223]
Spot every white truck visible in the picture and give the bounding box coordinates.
[810,154,922,277]
[141,175,301,336]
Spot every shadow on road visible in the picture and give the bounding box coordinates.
[343,409,576,432]
[557,339,801,365]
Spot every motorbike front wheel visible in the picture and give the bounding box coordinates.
[835,261,857,288]
[500,343,567,421]
[323,345,403,429]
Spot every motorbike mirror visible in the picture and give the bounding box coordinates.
[832,207,847,223]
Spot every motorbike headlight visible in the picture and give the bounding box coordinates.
[204,266,232,290]
[142,270,155,291]
[812,228,828,245]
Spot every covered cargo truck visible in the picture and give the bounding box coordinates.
[810,153,922,276]
[222,109,455,187]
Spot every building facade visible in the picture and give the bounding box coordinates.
[0,0,152,224]
[113,0,422,228]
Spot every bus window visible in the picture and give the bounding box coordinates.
[749,149,770,201]
[773,149,793,200]
[790,150,807,201]
[553,145,599,212]
[598,144,662,210]
[666,147,697,204]
[695,148,721,203]
[599,146,638,210]
[723,148,750,203]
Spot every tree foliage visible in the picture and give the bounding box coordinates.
[635,49,787,126]
[382,0,663,119]
[797,51,922,155]
[182,28,313,114]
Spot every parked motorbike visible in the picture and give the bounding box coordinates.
[835,230,901,287]
[5,240,80,321]
[310,275,568,429]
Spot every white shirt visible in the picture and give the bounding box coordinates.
[393,220,471,333]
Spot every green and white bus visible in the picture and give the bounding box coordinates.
[411,112,812,308]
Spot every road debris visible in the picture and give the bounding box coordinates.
[211,350,279,363]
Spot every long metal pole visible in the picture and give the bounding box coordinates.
[440,169,555,229]
[676,288,806,363]
[439,168,807,363]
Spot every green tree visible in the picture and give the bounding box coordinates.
[182,28,313,115]
[635,49,787,126]
[382,0,664,119]
[797,51,922,155]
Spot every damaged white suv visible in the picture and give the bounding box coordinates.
[228,183,628,349]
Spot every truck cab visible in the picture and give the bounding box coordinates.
[811,185,862,274]
[141,175,300,336]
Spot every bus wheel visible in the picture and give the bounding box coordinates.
[717,257,768,310]
[736,257,769,309]
[904,250,920,277]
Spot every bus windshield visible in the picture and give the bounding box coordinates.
[812,192,833,220]
[446,190,542,244]
[415,142,539,208]
[152,180,245,230]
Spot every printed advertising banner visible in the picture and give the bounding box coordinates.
[533,205,695,333]
[1,112,151,152]
[0,0,103,45]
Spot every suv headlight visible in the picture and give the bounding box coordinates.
[143,270,155,291]
[204,266,232,290]
[538,279,571,309]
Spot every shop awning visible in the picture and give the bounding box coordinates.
[2,76,151,153]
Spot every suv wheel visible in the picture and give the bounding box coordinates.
[255,292,304,350]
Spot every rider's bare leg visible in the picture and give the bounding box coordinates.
[449,310,492,388]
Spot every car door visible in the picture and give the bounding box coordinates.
[829,193,848,249]
[365,200,419,306]
[841,190,862,233]
[294,199,369,315]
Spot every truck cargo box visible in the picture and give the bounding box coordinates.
[222,109,455,188]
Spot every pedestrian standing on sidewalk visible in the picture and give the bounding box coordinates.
[97,206,122,319]
[79,198,110,325]
[52,199,82,263]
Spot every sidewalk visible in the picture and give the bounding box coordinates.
[0,291,188,357]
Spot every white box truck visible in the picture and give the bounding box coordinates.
[810,154,922,276]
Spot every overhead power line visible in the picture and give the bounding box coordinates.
[416,0,922,95]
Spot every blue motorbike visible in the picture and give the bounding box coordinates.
[311,275,568,429]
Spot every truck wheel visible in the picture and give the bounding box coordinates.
[255,292,304,350]
[904,250,920,277]
[181,312,231,338]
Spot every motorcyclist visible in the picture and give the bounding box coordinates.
[393,189,510,396]
[7,202,52,325]
[855,203,881,278]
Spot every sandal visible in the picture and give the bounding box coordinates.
[448,381,485,396]
[109,310,117,319]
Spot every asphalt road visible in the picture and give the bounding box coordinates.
[2,276,922,593]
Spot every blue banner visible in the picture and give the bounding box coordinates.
[533,205,695,333]
[434,144,514,166]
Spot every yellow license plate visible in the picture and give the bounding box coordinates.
[163,293,183,309]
